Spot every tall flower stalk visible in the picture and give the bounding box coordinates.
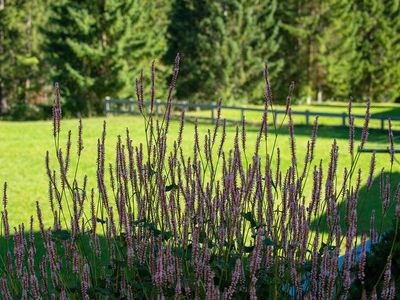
[0,60,398,299]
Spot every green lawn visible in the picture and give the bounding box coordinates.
[0,108,399,233]
[182,101,400,131]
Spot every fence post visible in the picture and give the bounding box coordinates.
[211,102,215,124]
[156,99,161,117]
[129,98,133,114]
[241,108,245,123]
[105,96,110,116]
[381,119,384,130]
[342,113,346,126]
[305,110,310,126]
[183,100,188,112]
[273,111,278,125]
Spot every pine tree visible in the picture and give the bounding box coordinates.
[45,0,131,115]
[277,0,326,103]
[123,0,171,97]
[45,0,169,115]
[164,0,218,102]
[165,0,282,103]
[275,0,301,101]
[219,0,283,103]
[0,0,49,113]
[354,0,400,102]
[278,0,364,102]
[318,0,362,100]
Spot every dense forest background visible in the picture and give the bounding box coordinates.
[1,0,400,116]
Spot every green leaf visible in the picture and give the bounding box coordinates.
[134,282,143,290]
[241,211,258,228]
[149,168,157,177]
[172,247,185,258]
[165,183,178,192]
[133,218,147,225]
[142,222,172,241]
[161,231,173,241]
[95,287,113,296]
[302,261,312,272]
[52,229,71,240]
[199,230,207,244]
[244,245,255,253]
[112,259,127,268]
[263,238,275,247]
[152,227,161,237]
[56,285,80,293]
[319,242,336,252]
[96,217,106,224]
[16,55,39,66]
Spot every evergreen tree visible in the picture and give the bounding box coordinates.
[45,0,132,115]
[277,0,326,103]
[220,0,283,102]
[164,0,209,102]
[165,0,282,103]
[45,0,169,115]
[275,0,301,101]
[278,0,363,102]
[123,0,171,97]
[0,0,49,113]
[354,0,400,102]
[318,0,362,100]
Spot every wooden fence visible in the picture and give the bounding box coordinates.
[104,97,400,131]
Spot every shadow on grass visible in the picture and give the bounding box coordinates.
[310,171,400,235]
[0,231,109,264]
[370,107,400,119]
[176,110,396,143]
[229,122,391,144]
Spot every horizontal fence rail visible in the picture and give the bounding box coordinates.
[104,97,400,131]
[357,146,400,153]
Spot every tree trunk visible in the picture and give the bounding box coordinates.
[0,82,9,114]
[317,90,323,103]
[306,94,312,105]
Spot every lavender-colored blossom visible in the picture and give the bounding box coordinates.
[360,100,371,149]
[349,115,355,158]
[366,152,376,190]
[359,233,367,285]
[0,277,12,300]
[78,118,84,156]
[288,108,297,168]
[81,263,90,300]
[52,83,62,138]
[2,59,398,300]
[381,260,392,300]
[388,118,395,166]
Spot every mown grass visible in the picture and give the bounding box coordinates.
[0,109,398,232]
[184,101,400,130]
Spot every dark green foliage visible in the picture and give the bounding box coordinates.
[3,0,400,117]
[318,0,362,100]
[353,0,400,102]
[9,103,50,121]
[165,182,179,192]
[123,1,171,97]
[270,0,400,103]
[44,0,169,116]
[165,0,282,103]
[44,0,135,116]
[349,219,400,299]
[278,0,363,102]
[0,0,49,113]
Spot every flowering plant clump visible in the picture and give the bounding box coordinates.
[0,56,399,299]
